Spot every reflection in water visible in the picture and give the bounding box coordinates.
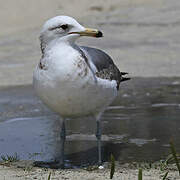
[0,78,180,167]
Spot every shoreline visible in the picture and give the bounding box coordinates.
[0,160,179,179]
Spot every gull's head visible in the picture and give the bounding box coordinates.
[40,16,103,45]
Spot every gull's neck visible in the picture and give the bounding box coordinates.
[40,36,77,58]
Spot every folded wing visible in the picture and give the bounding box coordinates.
[80,46,130,90]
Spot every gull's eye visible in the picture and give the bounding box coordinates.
[61,24,68,30]
[49,24,68,31]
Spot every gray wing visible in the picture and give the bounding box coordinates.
[80,46,130,90]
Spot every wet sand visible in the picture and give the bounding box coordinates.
[0,78,180,165]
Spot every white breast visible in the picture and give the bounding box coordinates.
[33,43,117,118]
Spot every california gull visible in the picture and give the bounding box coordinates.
[33,15,130,167]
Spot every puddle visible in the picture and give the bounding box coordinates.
[0,77,180,167]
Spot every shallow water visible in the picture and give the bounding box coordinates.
[0,77,180,167]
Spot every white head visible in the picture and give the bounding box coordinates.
[40,16,103,51]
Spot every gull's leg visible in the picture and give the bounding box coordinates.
[95,114,102,165]
[59,118,66,168]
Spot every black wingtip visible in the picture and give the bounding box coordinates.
[121,77,131,82]
[120,71,130,82]
[121,72,128,75]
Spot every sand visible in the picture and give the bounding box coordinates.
[0,161,179,180]
[1,0,180,86]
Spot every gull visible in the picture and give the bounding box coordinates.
[33,15,130,167]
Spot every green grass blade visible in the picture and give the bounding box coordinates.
[138,168,142,180]
[1,153,19,163]
[48,172,51,180]
[162,171,169,180]
[170,141,180,175]
[110,154,115,179]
